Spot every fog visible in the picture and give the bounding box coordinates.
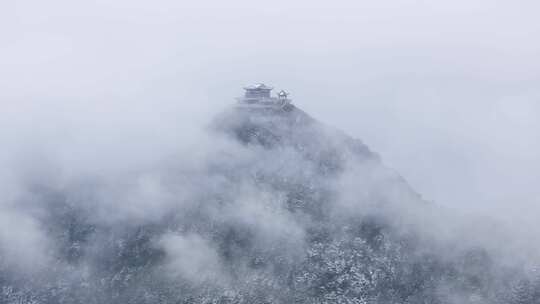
[1,0,540,302]
[3,0,539,225]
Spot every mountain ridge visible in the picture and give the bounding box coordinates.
[1,102,538,304]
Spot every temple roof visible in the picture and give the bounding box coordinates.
[244,83,273,90]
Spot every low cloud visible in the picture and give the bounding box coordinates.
[158,232,225,284]
[0,206,51,273]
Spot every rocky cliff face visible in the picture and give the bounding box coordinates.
[1,104,538,304]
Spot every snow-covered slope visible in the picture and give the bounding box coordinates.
[1,104,538,304]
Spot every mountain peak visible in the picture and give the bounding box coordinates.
[213,88,378,165]
[2,85,535,304]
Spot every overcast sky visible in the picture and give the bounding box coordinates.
[1,0,539,226]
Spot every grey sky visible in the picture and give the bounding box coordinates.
[1,0,539,226]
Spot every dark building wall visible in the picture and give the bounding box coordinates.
[245,89,271,98]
